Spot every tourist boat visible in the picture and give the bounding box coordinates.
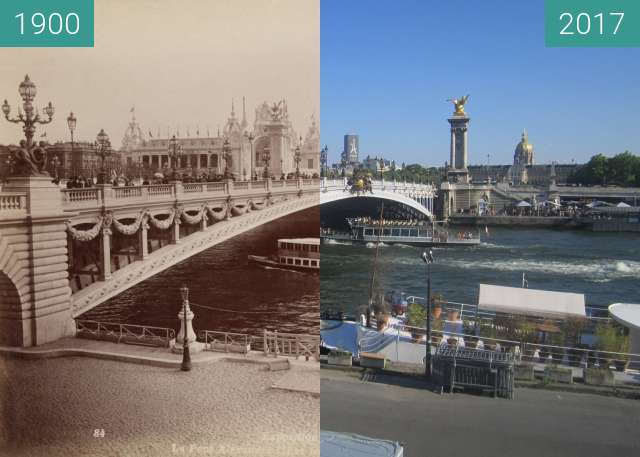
[248,237,319,272]
[321,218,481,247]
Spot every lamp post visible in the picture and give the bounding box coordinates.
[50,155,61,181]
[222,138,233,179]
[294,138,302,179]
[2,75,55,177]
[67,112,77,177]
[244,131,254,179]
[320,145,328,178]
[262,147,271,179]
[95,129,111,185]
[421,249,434,378]
[180,284,191,371]
[168,135,182,181]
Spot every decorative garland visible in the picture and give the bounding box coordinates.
[231,204,248,216]
[206,203,228,222]
[148,209,177,230]
[181,206,206,225]
[111,211,147,236]
[66,216,104,242]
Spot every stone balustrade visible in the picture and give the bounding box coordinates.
[0,192,27,213]
[56,178,319,214]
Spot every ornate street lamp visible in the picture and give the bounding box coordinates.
[180,284,191,371]
[2,75,55,177]
[294,137,302,179]
[168,135,182,180]
[222,138,233,179]
[244,131,255,179]
[341,157,346,178]
[320,145,328,178]
[95,129,112,184]
[421,250,434,378]
[262,146,271,179]
[67,112,77,177]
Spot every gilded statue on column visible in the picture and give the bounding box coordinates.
[447,94,469,116]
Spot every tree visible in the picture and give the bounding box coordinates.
[405,303,426,328]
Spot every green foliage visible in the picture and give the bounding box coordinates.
[595,323,629,354]
[561,317,586,346]
[382,163,445,185]
[479,323,497,340]
[568,151,640,187]
[406,303,426,328]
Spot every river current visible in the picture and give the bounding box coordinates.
[82,207,319,336]
[320,227,640,316]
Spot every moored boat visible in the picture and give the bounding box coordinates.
[248,237,320,272]
[321,217,480,247]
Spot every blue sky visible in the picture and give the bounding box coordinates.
[321,0,640,167]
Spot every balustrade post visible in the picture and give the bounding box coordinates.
[225,179,234,194]
[98,183,113,207]
[274,330,279,358]
[98,224,112,281]
[263,329,268,357]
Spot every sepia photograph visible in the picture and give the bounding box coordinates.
[0,1,320,456]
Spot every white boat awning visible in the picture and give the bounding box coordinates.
[478,284,586,318]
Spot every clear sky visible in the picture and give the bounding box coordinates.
[0,0,319,148]
[321,0,640,167]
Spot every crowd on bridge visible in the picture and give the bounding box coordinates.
[52,170,319,189]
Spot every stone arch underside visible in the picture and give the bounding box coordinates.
[71,194,320,318]
[320,191,433,220]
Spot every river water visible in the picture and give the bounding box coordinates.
[320,227,640,316]
[82,207,319,336]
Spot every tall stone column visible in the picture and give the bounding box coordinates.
[447,116,470,183]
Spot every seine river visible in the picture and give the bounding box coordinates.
[320,228,640,316]
[82,207,319,336]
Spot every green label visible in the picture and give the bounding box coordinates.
[0,0,93,47]
[545,0,640,47]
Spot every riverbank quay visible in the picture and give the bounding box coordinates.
[0,340,319,457]
[449,214,582,228]
[321,367,640,457]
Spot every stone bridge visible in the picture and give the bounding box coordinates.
[0,177,320,346]
[320,178,436,219]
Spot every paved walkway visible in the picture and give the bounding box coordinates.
[1,356,319,456]
[0,337,319,395]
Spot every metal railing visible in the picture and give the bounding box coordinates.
[391,322,640,370]
[262,330,320,360]
[75,319,175,347]
[197,330,250,354]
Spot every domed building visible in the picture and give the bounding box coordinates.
[514,129,534,166]
[510,129,534,185]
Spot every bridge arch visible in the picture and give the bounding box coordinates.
[320,189,433,220]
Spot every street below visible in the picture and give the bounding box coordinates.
[321,368,640,457]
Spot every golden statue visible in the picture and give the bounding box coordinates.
[447,94,469,116]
